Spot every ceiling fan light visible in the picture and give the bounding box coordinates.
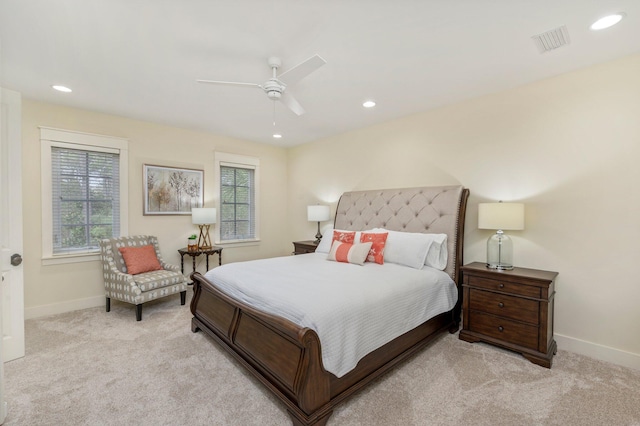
[590,13,625,30]
[197,54,324,118]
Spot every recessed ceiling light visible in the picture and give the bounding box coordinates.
[273,133,282,139]
[590,13,625,30]
[362,100,376,108]
[52,85,72,93]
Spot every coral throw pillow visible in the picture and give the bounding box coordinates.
[360,232,388,264]
[333,230,356,244]
[118,245,163,275]
[327,241,373,265]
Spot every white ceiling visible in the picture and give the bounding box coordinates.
[1,1,639,147]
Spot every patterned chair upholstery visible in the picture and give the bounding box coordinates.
[100,235,188,321]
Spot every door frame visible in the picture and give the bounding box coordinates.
[1,87,25,361]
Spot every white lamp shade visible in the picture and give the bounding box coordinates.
[307,205,331,222]
[192,207,217,225]
[478,203,524,230]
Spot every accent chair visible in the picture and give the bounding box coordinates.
[99,235,188,321]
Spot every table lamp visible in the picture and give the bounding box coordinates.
[192,207,217,250]
[307,205,330,244]
[478,202,524,270]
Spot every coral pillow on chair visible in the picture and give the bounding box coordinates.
[119,245,163,275]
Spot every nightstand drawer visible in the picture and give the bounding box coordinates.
[467,275,541,298]
[296,246,316,254]
[468,311,538,350]
[469,289,539,324]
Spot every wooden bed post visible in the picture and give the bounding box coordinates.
[451,188,470,332]
[288,330,332,425]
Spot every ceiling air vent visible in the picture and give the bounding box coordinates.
[532,25,570,53]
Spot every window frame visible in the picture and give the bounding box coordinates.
[40,127,129,265]
[214,152,260,246]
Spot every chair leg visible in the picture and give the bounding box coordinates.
[136,304,142,321]
[106,297,111,312]
[180,291,186,305]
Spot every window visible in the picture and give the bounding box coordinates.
[214,152,259,244]
[41,128,128,264]
[220,166,254,240]
[51,147,119,254]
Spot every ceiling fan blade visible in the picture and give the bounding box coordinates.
[196,79,262,89]
[280,91,305,116]
[277,54,326,85]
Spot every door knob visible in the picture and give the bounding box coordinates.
[11,253,22,266]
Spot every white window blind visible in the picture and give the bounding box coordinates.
[51,146,120,254]
[220,165,255,241]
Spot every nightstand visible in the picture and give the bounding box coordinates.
[292,240,318,255]
[459,262,558,368]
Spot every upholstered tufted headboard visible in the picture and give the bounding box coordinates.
[334,185,469,282]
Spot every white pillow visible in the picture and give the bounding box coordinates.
[424,234,448,270]
[371,229,431,269]
[315,227,335,253]
[371,229,448,270]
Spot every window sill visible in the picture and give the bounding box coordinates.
[215,239,261,248]
[42,253,100,266]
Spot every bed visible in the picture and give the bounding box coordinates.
[190,185,469,425]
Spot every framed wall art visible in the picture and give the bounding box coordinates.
[143,164,203,215]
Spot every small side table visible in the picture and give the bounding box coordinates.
[178,246,223,281]
[292,240,318,255]
[459,262,558,368]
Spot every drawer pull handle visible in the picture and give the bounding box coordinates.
[498,302,504,308]
[498,326,504,332]
[499,283,504,288]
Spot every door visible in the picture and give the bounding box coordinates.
[0,87,25,423]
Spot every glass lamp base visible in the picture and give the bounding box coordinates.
[486,263,514,271]
[486,230,514,271]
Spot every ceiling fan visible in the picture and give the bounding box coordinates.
[197,54,326,116]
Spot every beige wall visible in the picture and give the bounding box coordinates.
[21,53,640,369]
[22,100,289,317]
[288,54,640,369]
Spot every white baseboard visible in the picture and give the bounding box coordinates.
[556,333,640,371]
[25,295,104,320]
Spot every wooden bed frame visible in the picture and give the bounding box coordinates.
[191,185,469,425]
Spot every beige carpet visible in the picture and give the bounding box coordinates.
[4,291,640,425]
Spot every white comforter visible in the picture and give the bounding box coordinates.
[204,253,457,378]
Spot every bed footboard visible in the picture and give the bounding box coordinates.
[190,272,334,425]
